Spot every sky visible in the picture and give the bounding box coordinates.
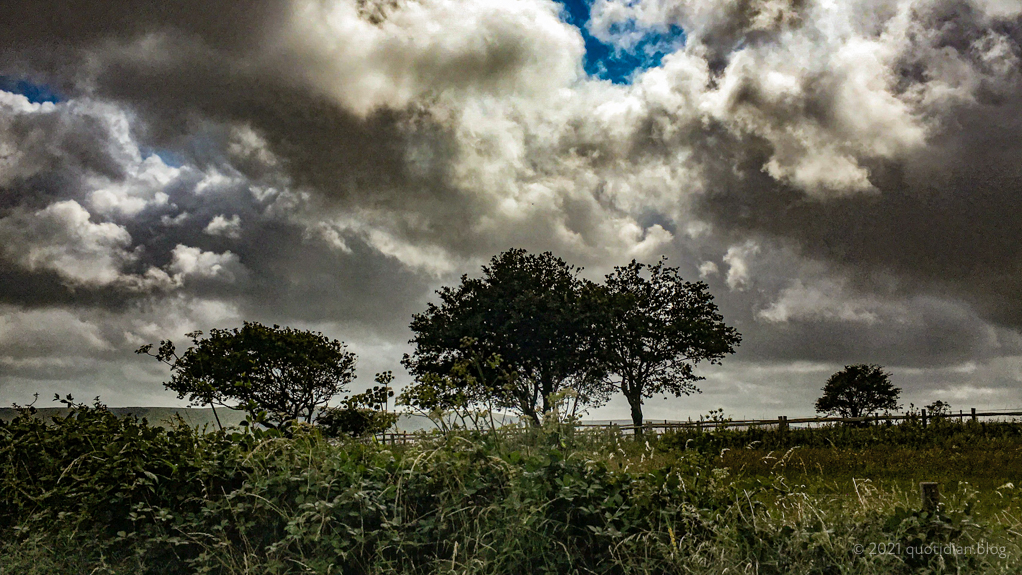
[2,0,1022,421]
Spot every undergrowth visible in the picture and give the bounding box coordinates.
[1,403,1020,574]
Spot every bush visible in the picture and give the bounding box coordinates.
[317,376,398,439]
[1,403,1018,574]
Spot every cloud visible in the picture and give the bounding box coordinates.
[0,306,114,356]
[757,279,884,324]
[0,200,140,287]
[2,0,1022,416]
[204,214,242,239]
[688,0,1022,330]
[167,245,246,284]
[87,154,177,217]
[697,260,719,278]
[722,240,759,291]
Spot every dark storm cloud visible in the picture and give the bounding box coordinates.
[0,0,290,72]
[685,0,1022,331]
[0,0,592,265]
[95,52,451,202]
[3,0,1022,413]
[0,100,130,207]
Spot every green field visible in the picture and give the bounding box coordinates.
[2,404,1021,574]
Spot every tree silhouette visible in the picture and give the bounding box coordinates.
[403,249,609,425]
[815,364,900,419]
[138,322,356,430]
[590,258,740,432]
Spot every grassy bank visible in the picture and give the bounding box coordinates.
[1,403,1020,574]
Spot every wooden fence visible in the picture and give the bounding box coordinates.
[375,408,1022,445]
[576,408,1022,433]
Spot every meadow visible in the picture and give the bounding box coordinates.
[2,401,1021,574]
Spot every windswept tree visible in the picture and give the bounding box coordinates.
[815,364,900,419]
[137,322,356,430]
[403,249,609,425]
[591,258,741,432]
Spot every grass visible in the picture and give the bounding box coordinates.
[2,405,1022,574]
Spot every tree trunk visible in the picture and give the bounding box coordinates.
[522,403,541,427]
[209,402,223,431]
[540,370,553,415]
[629,395,644,436]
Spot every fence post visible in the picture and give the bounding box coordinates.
[921,408,928,428]
[920,482,940,512]
[777,416,788,433]
[971,408,977,423]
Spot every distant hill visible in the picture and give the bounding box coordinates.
[0,406,249,429]
[0,407,522,434]
[0,406,462,433]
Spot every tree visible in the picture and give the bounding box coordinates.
[591,258,741,432]
[137,322,356,431]
[924,399,952,417]
[402,249,609,425]
[815,364,900,419]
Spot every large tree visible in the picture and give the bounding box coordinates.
[402,249,608,425]
[138,322,356,430]
[815,364,900,419]
[593,258,741,432]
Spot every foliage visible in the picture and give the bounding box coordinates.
[138,322,356,430]
[926,399,953,417]
[657,417,1022,453]
[398,339,520,432]
[1,403,1020,574]
[815,364,901,419]
[403,248,609,425]
[317,372,399,438]
[0,395,251,573]
[592,258,740,431]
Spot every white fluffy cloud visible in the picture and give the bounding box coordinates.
[204,214,243,239]
[757,279,886,324]
[88,154,178,217]
[261,0,586,115]
[168,245,246,284]
[0,200,139,286]
[722,241,759,291]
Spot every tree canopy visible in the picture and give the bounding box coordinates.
[402,249,608,425]
[137,322,356,430]
[815,364,900,419]
[592,258,741,431]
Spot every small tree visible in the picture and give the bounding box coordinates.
[403,249,610,425]
[925,400,952,418]
[590,258,741,433]
[137,322,356,431]
[815,364,900,419]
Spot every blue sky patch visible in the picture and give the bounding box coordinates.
[556,0,685,84]
[0,76,61,104]
[140,146,186,169]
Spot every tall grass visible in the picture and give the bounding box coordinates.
[1,403,1020,574]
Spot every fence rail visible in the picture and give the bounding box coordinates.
[375,408,1022,444]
